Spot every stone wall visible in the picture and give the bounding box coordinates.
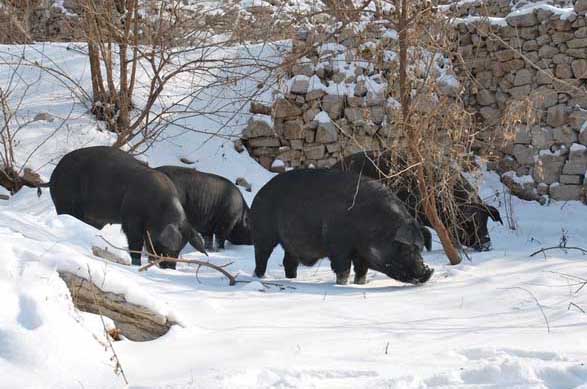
[241,1,587,203]
[241,23,460,172]
[0,0,83,43]
[455,0,587,202]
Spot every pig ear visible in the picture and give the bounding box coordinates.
[160,224,183,250]
[420,226,432,251]
[189,229,208,256]
[395,223,421,248]
[486,206,503,225]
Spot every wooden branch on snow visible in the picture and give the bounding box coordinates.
[91,246,130,266]
[59,271,176,341]
[529,246,587,257]
[97,235,237,286]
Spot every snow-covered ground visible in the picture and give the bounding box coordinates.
[1,44,587,388]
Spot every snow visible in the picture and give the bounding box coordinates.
[502,171,535,185]
[1,43,587,388]
[571,143,587,153]
[314,111,332,124]
[454,15,509,27]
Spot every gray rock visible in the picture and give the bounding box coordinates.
[538,45,559,58]
[347,96,365,107]
[514,69,533,86]
[243,116,273,138]
[315,121,338,143]
[283,119,304,139]
[277,148,302,162]
[572,59,587,78]
[567,38,587,49]
[290,139,304,150]
[560,175,583,184]
[250,101,272,115]
[509,85,532,99]
[569,110,587,131]
[534,153,565,184]
[274,99,302,119]
[321,95,345,120]
[507,11,538,27]
[553,125,577,144]
[292,62,315,77]
[345,107,367,124]
[290,76,309,95]
[555,63,573,78]
[547,104,569,127]
[248,137,281,148]
[303,144,326,159]
[576,0,587,13]
[477,89,496,106]
[306,90,326,101]
[549,184,583,201]
[326,143,341,153]
[33,112,54,122]
[530,87,558,109]
[512,144,535,165]
[515,126,532,144]
[531,127,554,148]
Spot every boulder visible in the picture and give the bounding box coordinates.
[243,115,273,138]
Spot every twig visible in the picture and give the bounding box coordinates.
[529,246,587,257]
[546,271,587,294]
[86,265,129,385]
[501,286,550,334]
[98,235,236,285]
[568,302,585,314]
[233,280,297,290]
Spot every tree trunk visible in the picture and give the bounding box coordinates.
[59,271,176,341]
[397,0,462,266]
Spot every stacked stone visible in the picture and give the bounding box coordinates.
[441,0,513,18]
[455,0,587,202]
[241,25,401,171]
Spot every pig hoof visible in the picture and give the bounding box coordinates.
[336,272,350,285]
[354,275,367,285]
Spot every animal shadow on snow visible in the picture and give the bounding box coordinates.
[139,247,426,297]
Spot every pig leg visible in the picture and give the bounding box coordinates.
[215,219,237,251]
[203,233,214,251]
[330,255,352,285]
[215,234,226,251]
[283,251,299,279]
[122,217,144,266]
[254,239,277,278]
[352,257,368,285]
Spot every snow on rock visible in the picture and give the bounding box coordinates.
[314,111,332,123]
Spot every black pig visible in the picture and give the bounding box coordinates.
[251,169,433,285]
[49,146,207,268]
[331,150,503,251]
[156,166,252,251]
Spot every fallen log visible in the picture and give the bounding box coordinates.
[91,246,130,266]
[59,271,176,341]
